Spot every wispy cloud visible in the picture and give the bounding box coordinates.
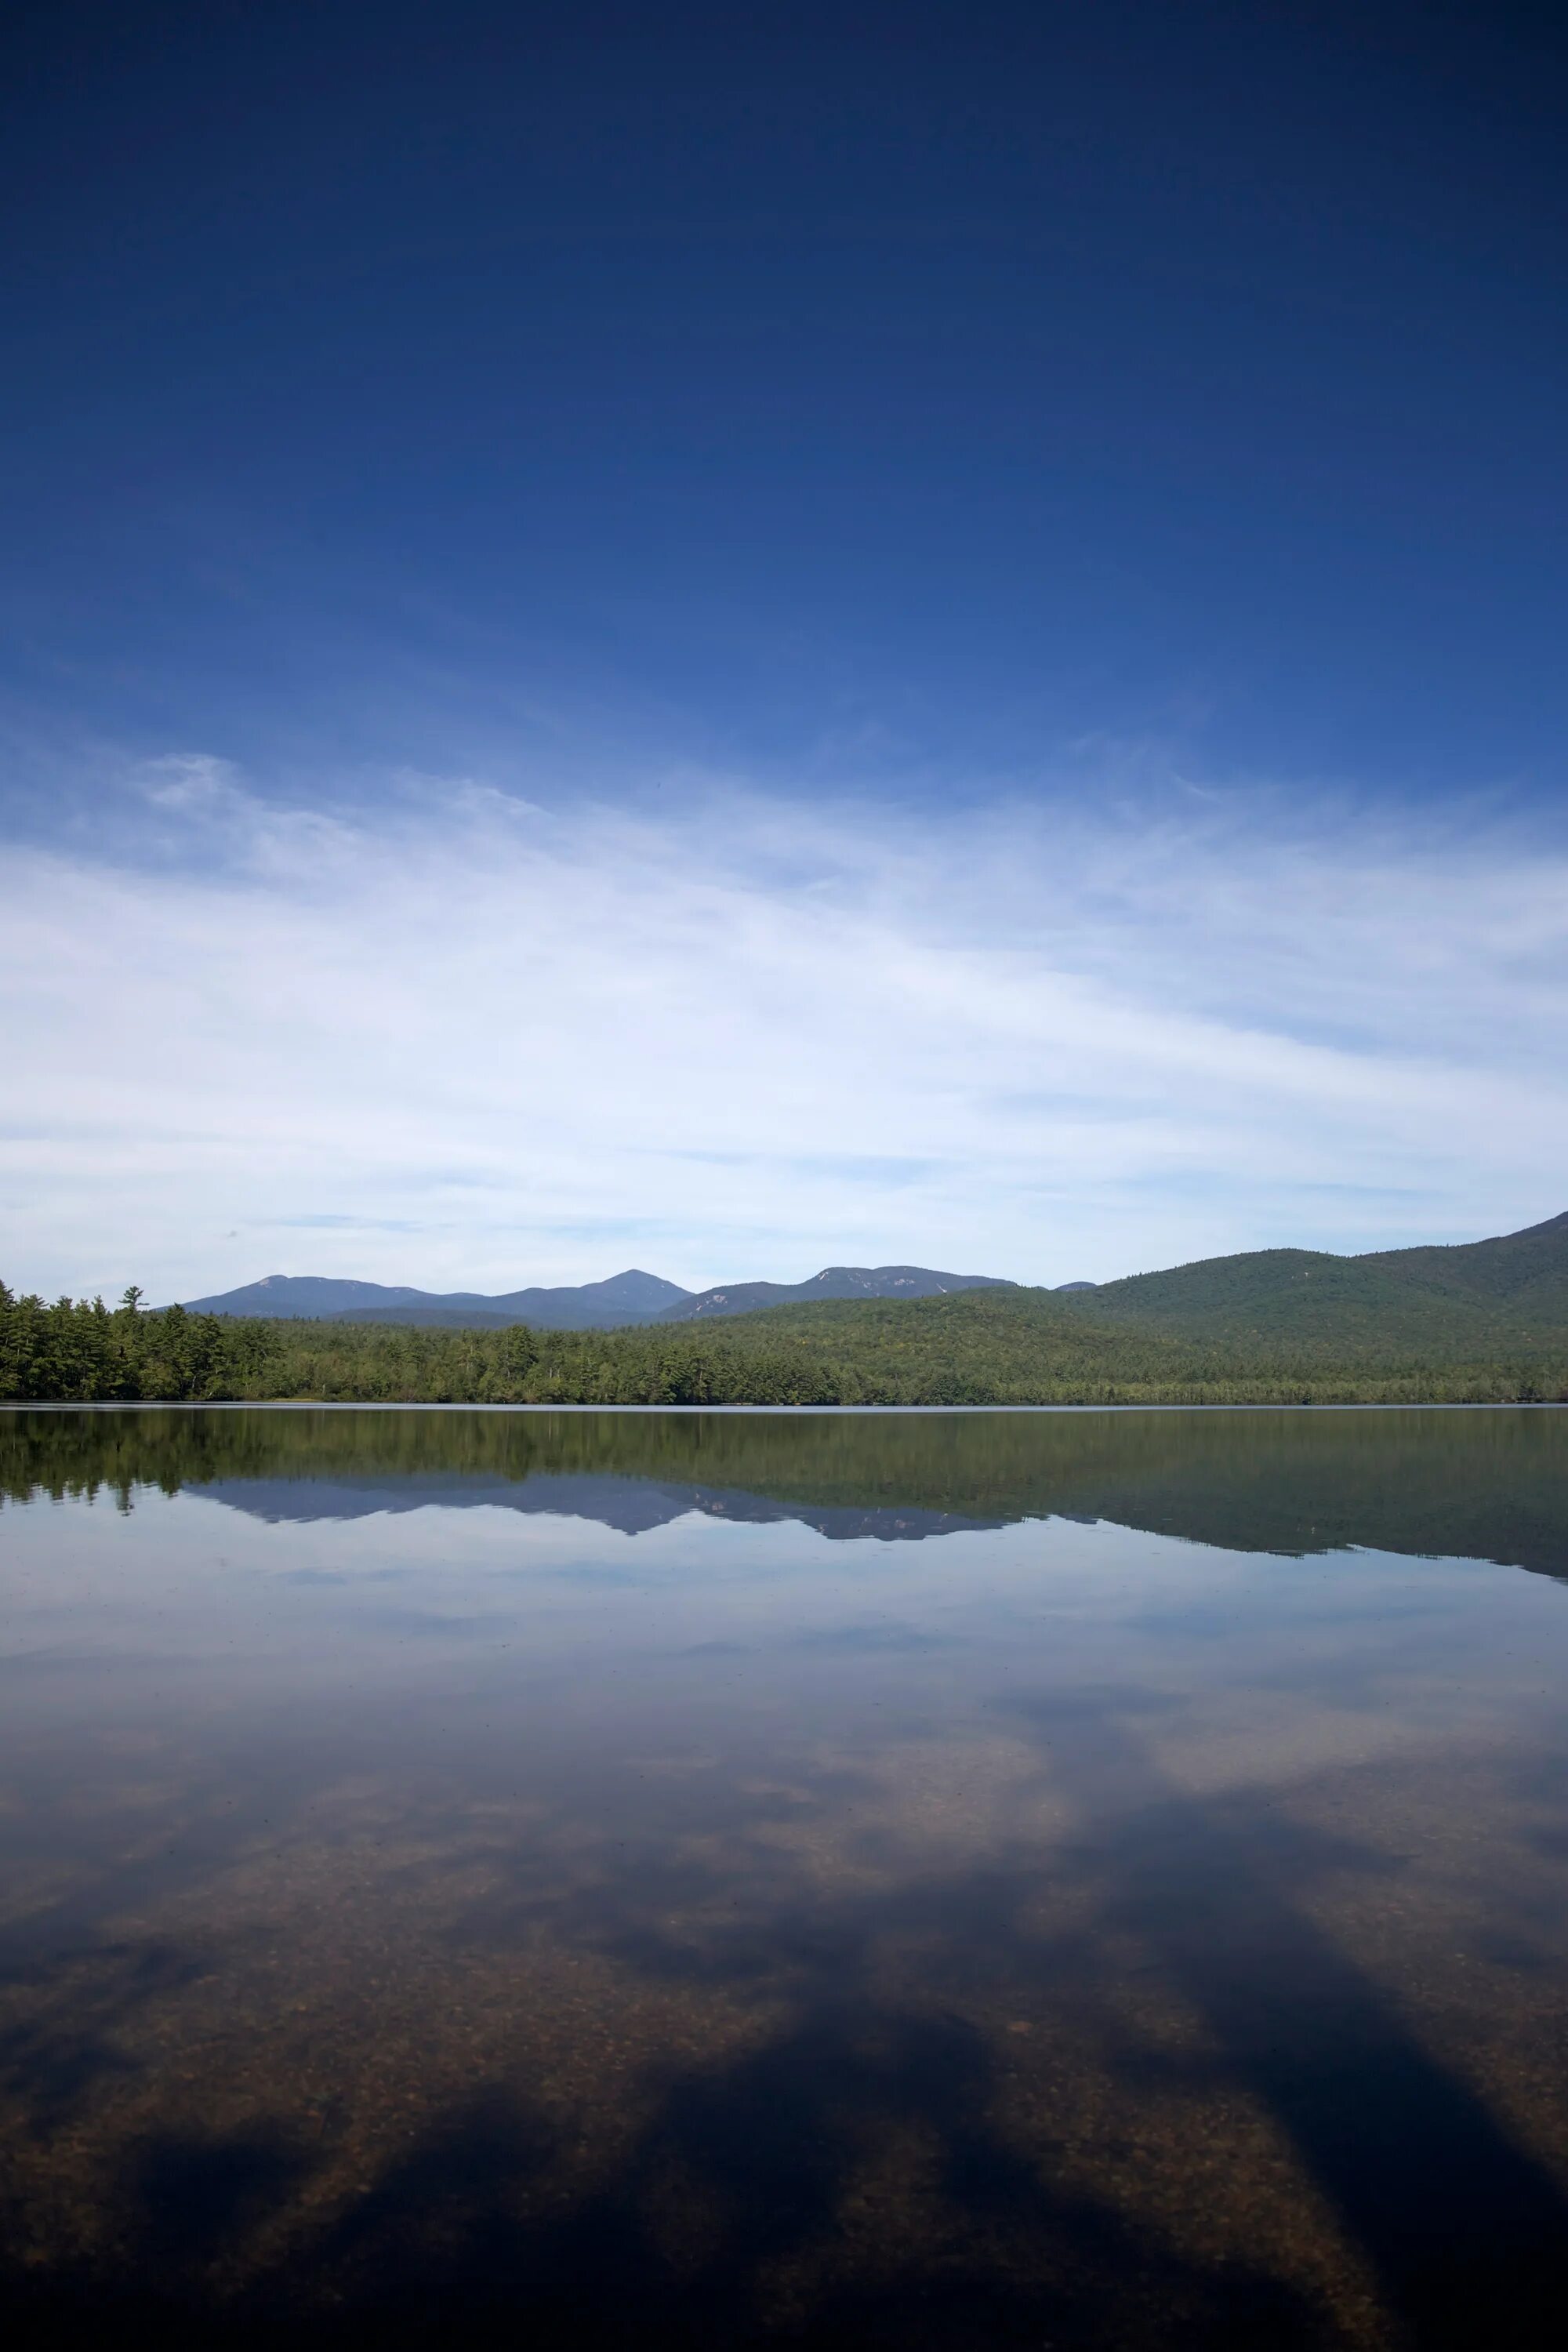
[3,761,1565,1298]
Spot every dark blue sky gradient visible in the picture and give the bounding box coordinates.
[5,0,1567,808]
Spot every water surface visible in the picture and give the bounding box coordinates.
[3,1406,1567,2348]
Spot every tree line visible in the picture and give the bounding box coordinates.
[3,1281,1566,1406]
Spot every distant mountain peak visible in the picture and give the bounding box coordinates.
[656,1265,1014,1321]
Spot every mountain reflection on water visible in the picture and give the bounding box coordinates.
[8,1400,1568,1570]
[3,1405,1568,2350]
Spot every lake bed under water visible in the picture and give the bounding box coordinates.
[2,1405,1567,2348]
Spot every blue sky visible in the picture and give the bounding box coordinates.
[3,1,1566,1297]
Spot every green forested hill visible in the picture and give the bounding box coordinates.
[1051,1210,1568,1350]
[670,1280,1568,1399]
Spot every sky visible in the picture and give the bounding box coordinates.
[3,0,1566,1299]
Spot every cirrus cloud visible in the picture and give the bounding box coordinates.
[2,762,1566,1299]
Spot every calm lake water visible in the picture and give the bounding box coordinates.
[3,1405,1568,2349]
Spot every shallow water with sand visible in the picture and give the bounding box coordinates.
[3,1404,1567,2348]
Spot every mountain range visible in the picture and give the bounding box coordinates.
[180,1264,1029,1329]
[178,1269,693,1331]
[178,1213,1568,1348]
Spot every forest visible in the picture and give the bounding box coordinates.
[2,1280,1565,1407]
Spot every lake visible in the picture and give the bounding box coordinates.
[3,1404,1567,2349]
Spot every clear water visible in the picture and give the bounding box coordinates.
[2,1405,1567,2349]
